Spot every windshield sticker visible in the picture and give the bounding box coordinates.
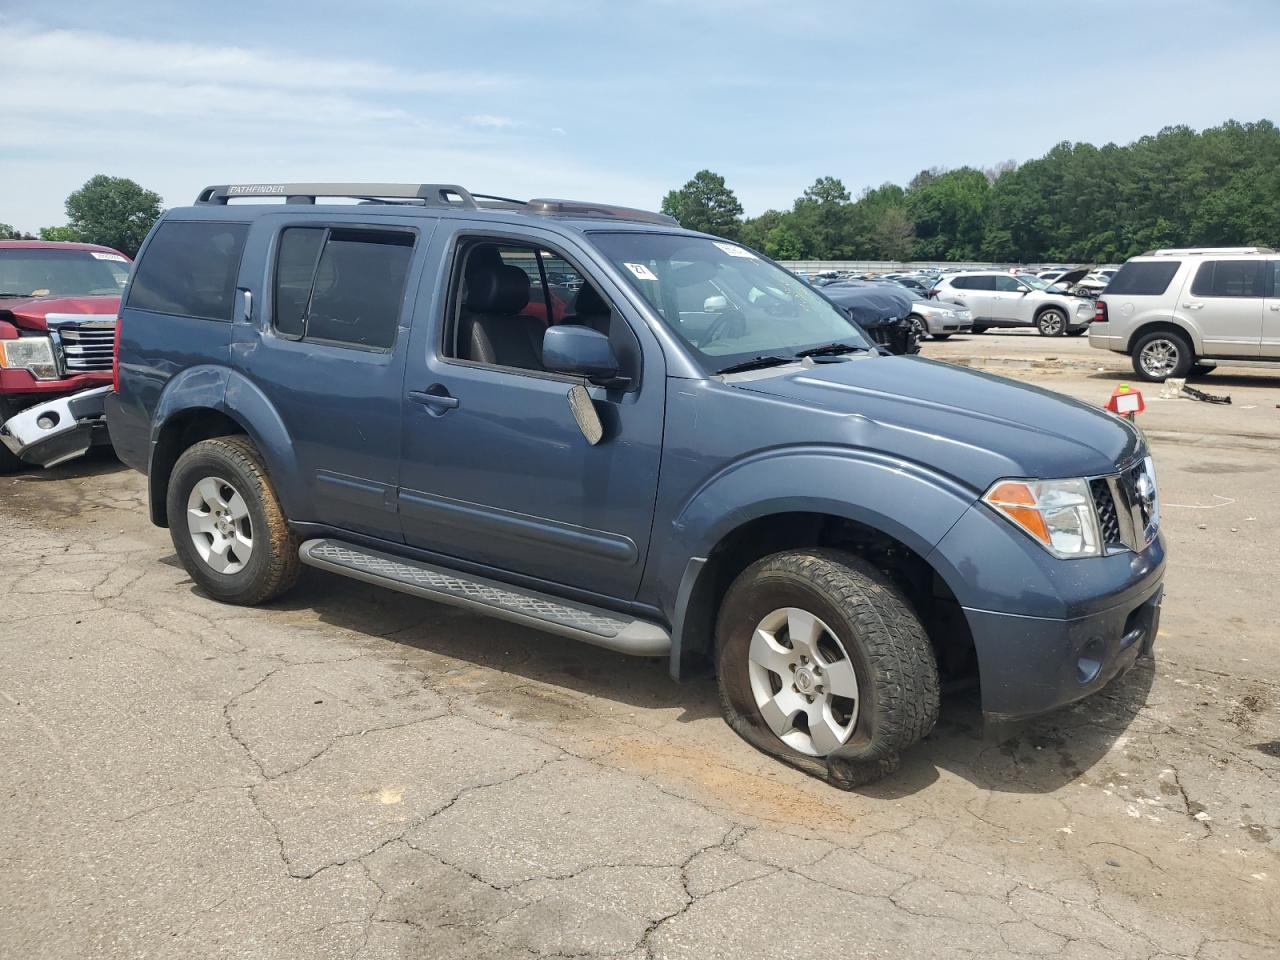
[623,262,658,281]
[713,242,756,259]
[90,252,128,262]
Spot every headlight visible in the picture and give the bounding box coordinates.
[0,336,59,380]
[937,309,956,320]
[982,478,1102,558]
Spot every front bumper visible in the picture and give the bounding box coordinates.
[965,579,1162,721]
[0,385,111,468]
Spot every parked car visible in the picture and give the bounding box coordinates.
[0,240,129,470]
[817,280,921,355]
[906,298,973,340]
[932,269,1095,335]
[1074,268,1118,294]
[105,182,1164,787]
[878,275,932,298]
[1089,247,1280,381]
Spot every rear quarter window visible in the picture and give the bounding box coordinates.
[1106,260,1181,297]
[127,221,249,321]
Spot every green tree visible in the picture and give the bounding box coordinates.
[64,175,163,257]
[0,223,36,240]
[39,225,81,242]
[907,167,990,260]
[661,170,744,239]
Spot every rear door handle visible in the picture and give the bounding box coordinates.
[1269,303,1280,311]
[1182,302,1205,310]
[408,386,459,412]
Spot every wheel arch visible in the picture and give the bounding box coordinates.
[1122,317,1200,354]
[148,368,301,527]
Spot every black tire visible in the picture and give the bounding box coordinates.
[715,549,940,788]
[1036,308,1067,337]
[167,435,302,605]
[0,399,26,474]
[1130,329,1194,382]
[1065,328,1086,337]
[931,333,951,341]
[907,315,928,342]
[971,325,988,334]
[1187,362,1216,379]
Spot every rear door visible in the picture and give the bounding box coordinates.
[230,212,436,540]
[1184,259,1263,357]
[1263,260,1280,358]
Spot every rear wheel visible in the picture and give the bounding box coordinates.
[1066,328,1086,337]
[716,549,940,787]
[971,325,988,334]
[1131,329,1193,382]
[932,333,951,341]
[167,435,301,605]
[1036,308,1067,336]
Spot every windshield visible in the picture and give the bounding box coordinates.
[591,232,869,372]
[0,249,130,298]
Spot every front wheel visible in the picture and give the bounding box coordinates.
[1066,328,1086,337]
[1036,308,1067,336]
[932,333,951,341]
[716,549,940,787]
[971,325,988,334]
[167,435,302,605]
[907,315,928,342]
[0,399,26,474]
[1131,329,1193,382]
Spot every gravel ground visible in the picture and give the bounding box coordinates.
[2,333,1277,959]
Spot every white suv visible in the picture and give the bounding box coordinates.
[932,270,1096,336]
[1089,247,1280,381]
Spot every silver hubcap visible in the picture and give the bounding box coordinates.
[748,607,860,757]
[187,476,253,575]
[1140,339,1179,378]
[1041,312,1063,334]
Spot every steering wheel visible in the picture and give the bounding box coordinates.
[695,305,747,348]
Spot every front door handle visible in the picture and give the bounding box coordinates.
[408,385,460,414]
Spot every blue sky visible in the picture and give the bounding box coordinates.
[2,1,1277,232]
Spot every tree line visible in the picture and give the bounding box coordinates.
[2,175,163,258]
[660,119,1280,263]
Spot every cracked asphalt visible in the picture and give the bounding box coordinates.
[2,337,1278,959]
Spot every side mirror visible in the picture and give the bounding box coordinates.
[543,324,621,384]
[703,294,729,313]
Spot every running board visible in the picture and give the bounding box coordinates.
[299,539,670,657]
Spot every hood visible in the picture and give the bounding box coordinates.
[0,295,121,332]
[1044,268,1090,294]
[731,354,1142,487]
[820,283,913,327]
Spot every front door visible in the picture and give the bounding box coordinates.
[990,274,1032,324]
[397,225,665,601]
[231,213,434,540]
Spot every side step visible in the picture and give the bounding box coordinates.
[299,539,671,657]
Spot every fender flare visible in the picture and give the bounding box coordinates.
[1122,316,1202,354]
[149,367,304,521]
[656,446,979,678]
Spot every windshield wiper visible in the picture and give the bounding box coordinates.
[794,342,869,358]
[715,355,794,375]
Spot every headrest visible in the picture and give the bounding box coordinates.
[465,262,530,314]
[574,282,609,317]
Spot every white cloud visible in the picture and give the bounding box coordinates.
[466,114,517,129]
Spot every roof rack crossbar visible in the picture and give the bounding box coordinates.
[195,183,478,209]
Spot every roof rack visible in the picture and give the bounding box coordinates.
[193,183,679,226]
[195,183,478,208]
[1144,246,1275,256]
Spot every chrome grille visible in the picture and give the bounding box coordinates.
[1090,478,1122,546]
[53,320,116,373]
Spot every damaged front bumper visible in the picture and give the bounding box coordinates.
[0,385,112,468]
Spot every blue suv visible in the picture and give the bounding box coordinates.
[107,183,1165,787]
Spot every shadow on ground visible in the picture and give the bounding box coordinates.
[232,566,1152,799]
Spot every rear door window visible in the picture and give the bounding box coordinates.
[1190,260,1264,298]
[1107,260,1181,296]
[993,275,1023,292]
[127,221,248,321]
[272,227,415,349]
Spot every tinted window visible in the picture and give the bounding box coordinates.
[950,276,972,290]
[1107,260,1181,296]
[272,227,414,349]
[1190,260,1263,298]
[128,221,247,320]
[1271,261,1280,298]
[967,275,997,291]
[993,275,1024,292]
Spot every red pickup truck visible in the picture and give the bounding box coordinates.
[0,240,129,471]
